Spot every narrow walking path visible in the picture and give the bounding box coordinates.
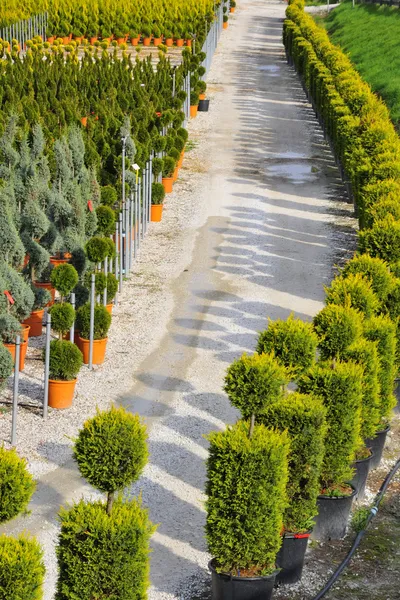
[1,1,356,598]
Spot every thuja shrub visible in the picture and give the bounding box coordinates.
[341,254,394,304]
[358,217,400,265]
[368,198,400,228]
[0,343,13,390]
[48,340,83,381]
[256,316,318,375]
[85,236,110,263]
[363,315,397,420]
[49,303,75,337]
[259,393,327,533]
[76,303,111,340]
[298,361,363,491]
[325,273,380,319]
[56,497,154,600]
[96,206,115,236]
[0,534,45,600]
[50,264,79,298]
[0,447,36,523]
[313,304,363,360]
[206,421,289,575]
[224,353,288,419]
[100,185,118,207]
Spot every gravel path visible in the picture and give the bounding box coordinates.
[0,0,357,598]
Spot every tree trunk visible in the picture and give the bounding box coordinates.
[107,491,114,515]
[249,414,255,438]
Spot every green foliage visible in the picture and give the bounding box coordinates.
[358,217,400,265]
[73,406,148,494]
[0,262,35,321]
[84,271,107,295]
[76,302,111,340]
[106,273,118,303]
[50,264,79,298]
[56,497,154,600]
[313,304,363,360]
[100,186,118,207]
[162,157,175,178]
[85,237,110,263]
[298,361,363,490]
[0,447,36,523]
[152,183,166,205]
[259,393,327,533]
[363,315,397,420]
[224,352,288,419]
[47,340,83,381]
[341,254,394,304]
[0,314,22,344]
[32,286,51,311]
[0,343,13,387]
[49,303,75,336]
[206,421,289,575]
[96,206,116,236]
[325,273,380,318]
[256,316,318,375]
[0,534,45,600]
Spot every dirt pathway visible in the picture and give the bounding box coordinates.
[1,1,357,598]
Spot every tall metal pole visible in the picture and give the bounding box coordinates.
[11,335,21,446]
[89,274,95,370]
[119,213,123,292]
[103,256,108,306]
[43,313,51,419]
[70,292,75,342]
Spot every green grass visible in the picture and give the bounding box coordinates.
[321,2,400,126]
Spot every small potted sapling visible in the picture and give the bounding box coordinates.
[151,183,166,222]
[190,90,200,118]
[43,337,83,409]
[162,157,176,195]
[0,314,26,371]
[76,302,112,365]
[106,273,118,313]
[35,263,56,306]
[23,286,52,337]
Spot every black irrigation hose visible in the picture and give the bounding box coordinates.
[311,456,400,600]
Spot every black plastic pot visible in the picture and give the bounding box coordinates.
[349,451,374,502]
[311,485,356,541]
[394,378,400,414]
[365,425,390,470]
[198,99,210,112]
[276,532,310,585]
[209,560,278,600]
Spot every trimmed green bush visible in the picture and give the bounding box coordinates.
[106,273,118,303]
[49,303,75,337]
[259,393,327,533]
[369,198,400,228]
[298,361,363,492]
[76,302,111,340]
[0,447,36,523]
[341,254,394,304]
[224,352,288,420]
[50,264,79,298]
[256,316,318,375]
[325,273,380,318]
[206,421,289,575]
[313,304,363,360]
[84,271,107,295]
[0,343,13,388]
[358,217,400,265]
[56,497,154,600]
[363,315,397,421]
[162,156,175,178]
[96,206,116,236]
[73,406,148,512]
[152,183,166,205]
[85,236,109,263]
[0,314,22,344]
[104,238,116,259]
[100,185,117,207]
[0,534,45,600]
[47,340,83,381]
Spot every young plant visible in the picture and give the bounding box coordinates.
[76,302,112,340]
[341,254,394,304]
[106,273,118,304]
[50,264,79,300]
[49,303,75,339]
[85,236,110,264]
[152,183,166,205]
[0,534,45,600]
[313,304,363,360]
[47,340,83,381]
[0,447,36,523]
[96,205,116,236]
[325,273,380,318]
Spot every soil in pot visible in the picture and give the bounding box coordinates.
[151,204,163,222]
[365,425,390,470]
[349,451,374,502]
[198,99,210,112]
[276,532,310,585]
[4,340,28,371]
[48,379,77,409]
[312,485,356,541]
[79,337,108,365]
[23,310,44,337]
[162,177,173,194]
[209,560,277,600]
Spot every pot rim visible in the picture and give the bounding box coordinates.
[208,559,279,581]
[78,336,108,343]
[318,483,356,501]
[282,530,312,539]
[49,378,78,384]
[353,449,375,465]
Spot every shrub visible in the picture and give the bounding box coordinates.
[73,406,148,511]
[152,183,166,205]
[176,127,189,142]
[368,198,400,228]
[358,217,400,264]
[85,236,109,263]
[76,303,111,340]
[56,497,154,600]
[341,254,394,304]
[298,361,363,491]
[162,156,175,178]
[0,447,36,523]
[0,343,13,388]
[0,534,45,600]
[256,316,318,375]
[363,315,397,421]
[49,303,75,337]
[224,352,288,420]
[106,273,118,303]
[32,286,51,311]
[69,248,88,277]
[206,421,289,575]
[50,264,79,298]
[152,157,163,177]
[46,340,83,381]
[0,263,35,321]
[325,273,380,318]
[313,304,363,360]
[0,314,22,344]
[259,393,327,533]
[100,185,118,207]
[84,271,107,295]
[104,238,116,259]
[96,205,115,236]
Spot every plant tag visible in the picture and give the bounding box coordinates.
[87,200,93,212]
[4,290,14,305]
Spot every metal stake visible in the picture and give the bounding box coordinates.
[89,274,95,370]
[43,313,51,419]
[11,335,21,445]
[70,292,75,342]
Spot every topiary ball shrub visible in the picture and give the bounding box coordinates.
[96,206,116,236]
[46,340,83,381]
[76,303,112,340]
[313,304,363,360]
[151,183,165,205]
[0,534,45,600]
[56,497,154,600]
[325,273,380,318]
[206,421,289,575]
[0,447,36,523]
[358,216,400,264]
[0,343,13,389]
[106,273,118,303]
[162,157,175,178]
[256,316,318,375]
[73,406,148,511]
[50,264,79,298]
[85,236,110,264]
[224,352,288,420]
[104,238,116,259]
[341,254,394,304]
[259,392,327,533]
[49,303,75,337]
[84,271,107,295]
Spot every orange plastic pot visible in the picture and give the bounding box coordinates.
[116,37,125,45]
[21,324,30,343]
[47,36,55,44]
[230,7,235,12]
[162,177,174,194]
[106,303,113,315]
[173,166,179,182]
[199,93,206,101]
[190,105,198,118]
[81,116,88,127]
[50,256,70,266]
[223,22,228,29]
[48,379,77,409]
[176,39,184,47]
[131,37,139,46]
[4,340,28,371]
[79,337,108,365]
[151,204,163,222]
[23,310,44,337]
[34,282,56,306]
[90,37,98,45]
[63,36,70,45]
[143,37,152,46]
[153,38,162,46]
[74,36,83,44]
[165,38,173,47]
[186,39,192,47]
